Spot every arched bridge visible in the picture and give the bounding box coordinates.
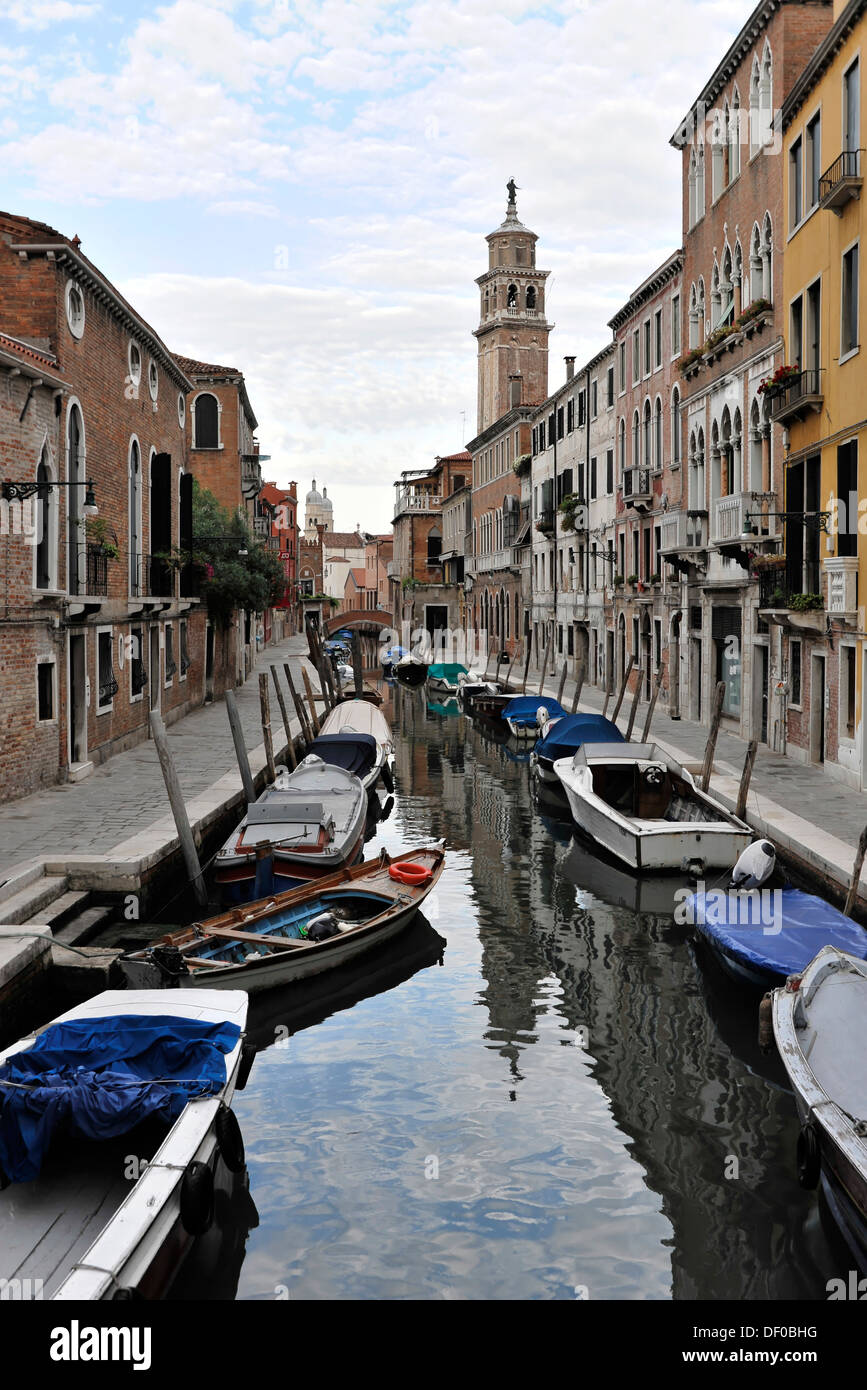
[322,609,395,636]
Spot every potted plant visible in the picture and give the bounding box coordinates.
[651,572,661,585]
[85,517,120,560]
[626,573,638,590]
[788,592,824,612]
[758,364,800,398]
[613,574,624,588]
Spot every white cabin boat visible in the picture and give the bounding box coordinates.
[0,989,249,1300]
[553,741,751,873]
[317,699,394,792]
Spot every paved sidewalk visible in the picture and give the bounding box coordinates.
[0,633,316,882]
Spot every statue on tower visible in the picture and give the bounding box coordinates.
[506,177,518,204]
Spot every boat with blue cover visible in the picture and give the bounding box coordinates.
[501,694,566,740]
[0,988,250,1300]
[532,712,625,783]
[687,886,867,988]
[381,645,407,677]
[426,662,469,695]
[120,847,446,994]
[317,698,394,791]
[394,652,430,688]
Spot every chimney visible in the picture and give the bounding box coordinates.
[565,356,575,381]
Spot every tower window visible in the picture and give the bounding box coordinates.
[507,284,518,308]
[526,285,536,310]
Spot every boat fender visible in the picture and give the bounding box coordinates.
[216,1103,246,1174]
[380,760,395,794]
[305,911,341,941]
[113,1286,142,1301]
[180,1160,214,1236]
[757,993,774,1054]
[389,862,433,886]
[235,1041,257,1092]
[796,1123,821,1190]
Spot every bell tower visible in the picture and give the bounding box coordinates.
[473,181,552,432]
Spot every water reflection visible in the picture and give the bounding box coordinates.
[227,688,839,1300]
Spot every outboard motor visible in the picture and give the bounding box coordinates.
[537,706,550,733]
[729,839,776,891]
[151,944,190,986]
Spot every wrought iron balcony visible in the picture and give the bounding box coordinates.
[818,149,863,214]
[68,542,110,597]
[535,509,555,535]
[770,369,824,424]
[146,553,175,598]
[622,468,652,504]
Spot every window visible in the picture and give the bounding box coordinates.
[789,135,802,229]
[97,628,118,711]
[842,645,856,740]
[65,281,85,338]
[671,295,681,356]
[34,453,55,591]
[180,620,190,678]
[591,380,598,418]
[148,360,158,402]
[177,393,186,429]
[590,457,597,500]
[842,242,859,357]
[557,406,564,440]
[606,365,614,407]
[165,624,177,684]
[37,660,55,722]
[790,294,804,370]
[806,113,821,210]
[619,341,626,392]
[567,399,574,432]
[128,341,141,388]
[606,450,614,494]
[654,310,662,368]
[643,320,651,375]
[632,329,640,384]
[671,387,681,465]
[790,638,802,706]
[806,279,821,372]
[130,626,147,701]
[577,391,586,427]
[194,393,220,448]
[844,58,860,153]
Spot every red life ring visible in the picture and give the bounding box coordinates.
[389,862,433,886]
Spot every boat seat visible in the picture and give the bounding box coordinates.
[635,764,672,819]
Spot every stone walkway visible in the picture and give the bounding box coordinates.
[0,633,316,883]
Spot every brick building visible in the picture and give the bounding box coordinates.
[175,355,263,523]
[391,451,470,649]
[260,479,298,635]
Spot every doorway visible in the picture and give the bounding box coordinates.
[690,637,702,722]
[753,643,769,744]
[810,653,826,763]
[205,624,215,703]
[150,626,161,713]
[68,633,88,765]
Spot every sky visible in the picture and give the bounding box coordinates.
[1,0,751,534]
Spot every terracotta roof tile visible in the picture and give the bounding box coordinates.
[0,330,64,373]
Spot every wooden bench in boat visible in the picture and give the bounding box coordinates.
[203,925,314,950]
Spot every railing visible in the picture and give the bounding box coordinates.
[770,369,824,423]
[536,509,555,535]
[824,556,858,615]
[711,491,779,545]
[68,542,110,597]
[819,148,862,206]
[659,510,707,551]
[146,553,174,598]
[622,467,651,501]
[253,516,270,538]
[394,490,441,516]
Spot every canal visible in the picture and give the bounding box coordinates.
[174,681,841,1301]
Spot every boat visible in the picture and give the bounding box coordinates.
[426,662,469,695]
[317,699,394,792]
[381,645,407,678]
[501,694,566,740]
[335,682,382,706]
[771,946,867,1270]
[119,848,446,995]
[213,754,368,904]
[553,741,752,873]
[394,652,429,688]
[0,988,250,1300]
[532,712,624,784]
[457,671,508,715]
[558,835,686,915]
[688,885,867,989]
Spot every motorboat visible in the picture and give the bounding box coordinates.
[213,755,368,904]
[426,662,469,695]
[381,645,407,678]
[553,741,752,873]
[119,849,446,996]
[317,699,394,792]
[501,695,565,740]
[532,712,624,784]
[394,652,429,688]
[0,988,250,1300]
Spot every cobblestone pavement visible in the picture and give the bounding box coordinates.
[0,634,315,881]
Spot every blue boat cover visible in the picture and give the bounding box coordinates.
[308,732,378,776]
[428,663,468,682]
[535,713,625,760]
[689,887,867,983]
[0,1014,240,1183]
[383,646,407,663]
[501,695,565,727]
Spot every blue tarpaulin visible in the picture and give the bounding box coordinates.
[534,713,625,762]
[0,1014,240,1183]
[690,887,867,985]
[501,696,565,727]
[308,732,377,777]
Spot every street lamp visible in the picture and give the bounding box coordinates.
[2,477,98,515]
[741,510,831,539]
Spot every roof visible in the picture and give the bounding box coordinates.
[322,531,365,548]
[173,352,257,429]
[349,568,367,587]
[1,210,193,392]
[0,330,67,384]
[436,450,472,463]
[259,482,295,508]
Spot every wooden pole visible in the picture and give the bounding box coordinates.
[483,636,494,679]
[735,739,758,820]
[270,666,297,770]
[258,673,277,783]
[700,681,727,793]
[305,620,317,661]
[351,631,364,697]
[625,669,643,741]
[225,689,256,804]
[302,667,322,734]
[556,661,568,707]
[843,825,867,917]
[611,654,634,723]
[602,689,611,718]
[641,665,665,743]
[284,663,313,745]
[538,632,552,696]
[570,661,585,714]
[521,640,532,694]
[148,710,208,908]
[504,645,517,692]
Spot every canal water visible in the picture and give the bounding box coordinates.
[176,682,842,1301]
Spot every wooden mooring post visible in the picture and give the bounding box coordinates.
[570,661,585,714]
[149,710,208,908]
[735,739,758,820]
[700,681,727,793]
[610,655,634,724]
[225,689,256,804]
[641,666,665,743]
[351,631,364,697]
[844,825,867,917]
[521,641,532,695]
[538,633,552,696]
[302,667,321,735]
[258,673,277,783]
[625,670,643,741]
[284,663,313,746]
[270,666,297,770]
[556,661,568,708]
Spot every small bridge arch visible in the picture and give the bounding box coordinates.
[322,609,395,637]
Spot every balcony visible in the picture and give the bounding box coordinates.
[818,149,863,215]
[146,553,175,599]
[535,509,555,535]
[824,556,858,619]
[658,509,708,574]
[711,491,779,547]
[622,467,652,506]
[758,570,825,629]
[393,489,441,520]
[770,369,824,425]
[474,549,510,574]
[68,542,110,599]
[241,454,262,500]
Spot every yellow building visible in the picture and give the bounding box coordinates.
[778,0,867,786]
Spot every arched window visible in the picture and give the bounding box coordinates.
[749,398,765,491]
[711,261,721,326]
[654,397,663,470]
[697,277,705,334]
[688,148,697,228]
[632,410,640,467]
[730,87,741,180]
[750,222,763,301]
[671,386,681,465]
[507,283,518,309]
[526,285,536,310]
[760,42,773,147]
[619,417,626,473]
[712,105,726,199]
[35,449,55,591]
[696,143,706,217]
[689,283,699,349]
[128,437,141,596]
[761,212,773,301]
[643,399,652,468]
[193,393,219,449]
[750,58,761,157]
[733,239,743,316]
[66,402,85,595]
[721,245,734,326]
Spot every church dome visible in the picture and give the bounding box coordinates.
[306,479,323,504]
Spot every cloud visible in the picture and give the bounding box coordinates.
[6,0,100,28]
